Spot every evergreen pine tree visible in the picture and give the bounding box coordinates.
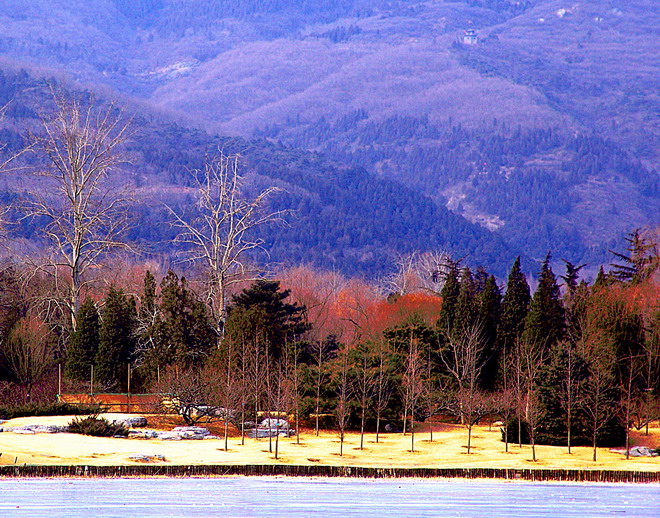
[609,229,659,284]
[498,257,531,351]
[96,286,137,391]
[155,270,215,368]
[454,267,478,331]
[139,270,157,325]
[474,267,489,294]
[135,270,159,382]
[523,254,565,350]
[438,262,460,333]
[65,298,99,382]
[593,266,609,289]
[226,279,308,359]
[478,274,502,390]
[561,261,586,343]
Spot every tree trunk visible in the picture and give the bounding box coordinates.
[240,405,245,446]
[593,423,598,462]
[275,430,279,460]
[268,413,273,453]
[295,406,300,445]
[567,409,572,455]
[360,407,366,450]
[467,423,472,455]
[411,422,415,453]
[315,384,321,437]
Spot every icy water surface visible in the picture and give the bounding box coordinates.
[1,478,659,517]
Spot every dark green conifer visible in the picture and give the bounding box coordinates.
[139,270,157,325]
[561,261,586,343]
[96,287,137,391]
[609,229,658,284]
[65,298,99,382]
[593,266,609,289]
[478,274,502,390]
[523,254,565,350]
[455,267,478,331]
[474,267,489,294]
[498,257,531,351]
[226,279,308,359]
[437,262,460,333]
[560,260,586,297]
[155,270,215,367]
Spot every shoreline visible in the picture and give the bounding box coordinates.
[2,464,659,483]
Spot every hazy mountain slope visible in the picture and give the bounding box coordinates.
[0,0,657,272]
[0,68,518,277]
[456,0,660,164]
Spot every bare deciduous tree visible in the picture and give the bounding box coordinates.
[383,250,453,297]
[311,336,336,436]
[579,331,618,462]
[373,337,393,444]
[441,323,487,454]
[637,310,660,435]
[401,331,425,452]
[511,337,545,461]
[555,341,586,454]
[155,365,221,426]
[269,360,293,460]
[383,252,418,296]
[334,344,352,457]
[1,316,55,402]
[415,250,454,295]
[350,341,376,450]
[0,102,29,174]
[168,152,286,338]
[22,93,132,330]
[497,341,517,452]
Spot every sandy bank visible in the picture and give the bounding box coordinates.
[0,415,658,473]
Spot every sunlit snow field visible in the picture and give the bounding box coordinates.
[1,478,659,517]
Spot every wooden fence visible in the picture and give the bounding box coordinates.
[1,465,658,482]
[57,393,160,413]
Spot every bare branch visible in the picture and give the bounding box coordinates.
[168,151,288,336]
[19,92,133,330]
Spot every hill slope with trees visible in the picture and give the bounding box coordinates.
[0,0,657,270]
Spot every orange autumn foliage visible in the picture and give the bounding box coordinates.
[280,266,442,345]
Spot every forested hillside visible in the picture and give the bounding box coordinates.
[0,69,516,277]
[0,0,657,273]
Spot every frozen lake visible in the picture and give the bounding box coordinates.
[1,478,659,517]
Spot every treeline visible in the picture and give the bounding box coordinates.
[1,231,657,460]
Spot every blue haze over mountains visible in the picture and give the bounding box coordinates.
[0,0,657,278]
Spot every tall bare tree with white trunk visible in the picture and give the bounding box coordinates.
[168,151,285,338]
[22,93,132,331]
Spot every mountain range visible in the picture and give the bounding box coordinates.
[0,0,658,278]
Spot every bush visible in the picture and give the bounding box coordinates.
[67,416,128,437]
[0,401,104,420]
